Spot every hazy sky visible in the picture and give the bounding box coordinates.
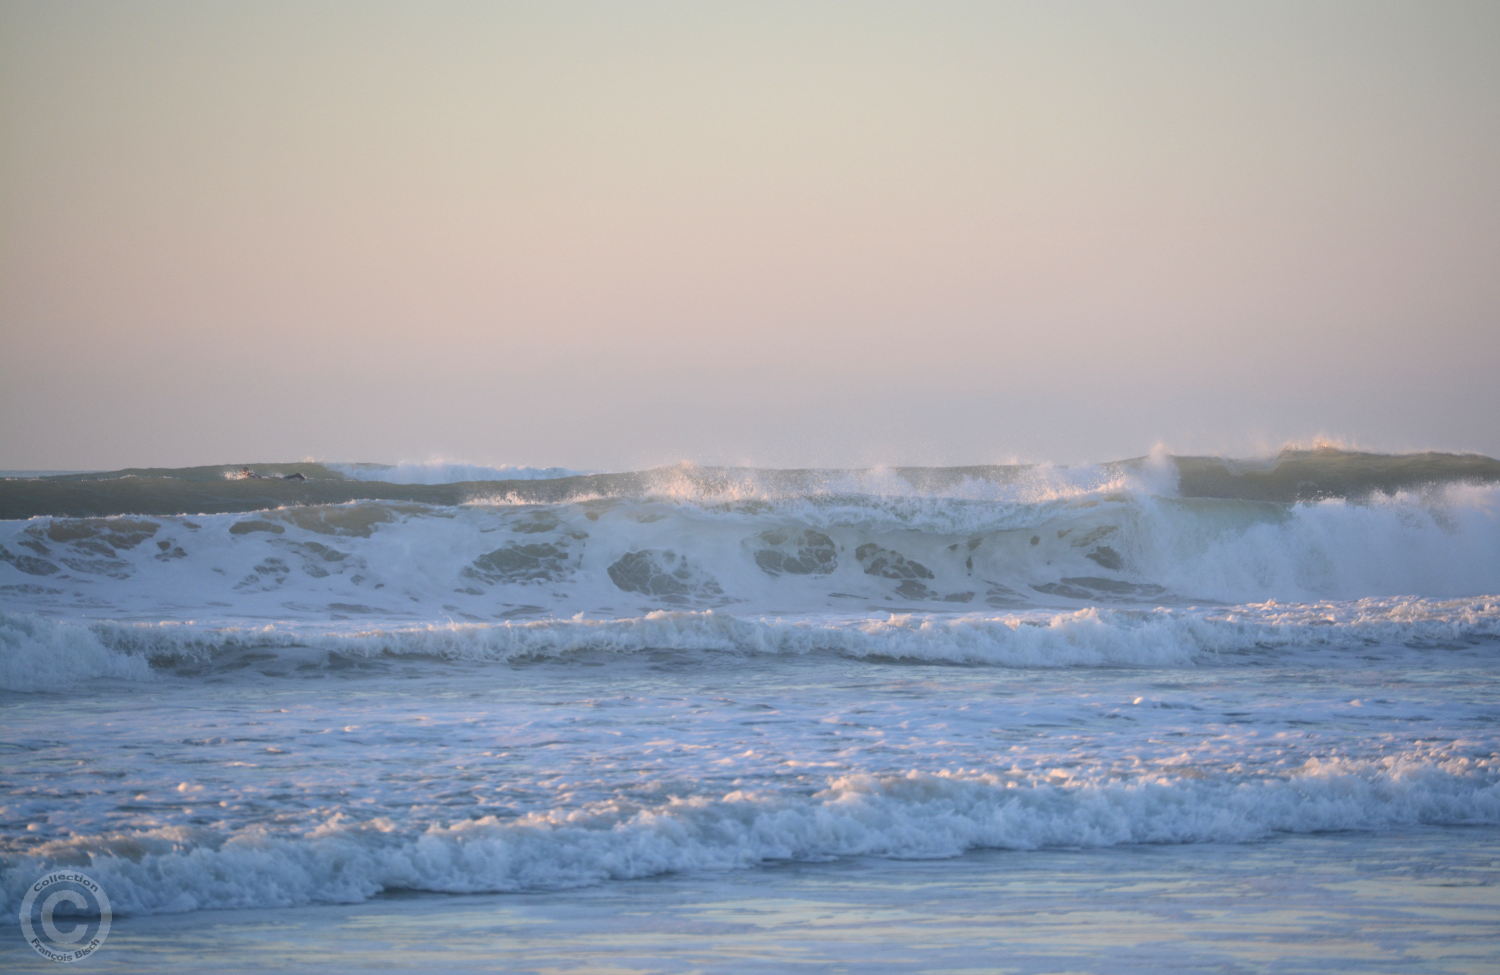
[3,0,1498,470]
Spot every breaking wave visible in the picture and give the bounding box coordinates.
[3,753,1495,916]
[2,479,1496,629]
[3,447,1496,691]
[4,597,1498,691]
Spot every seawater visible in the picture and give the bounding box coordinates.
[2,450,1498,971]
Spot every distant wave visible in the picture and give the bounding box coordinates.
[1,448,1497,520]
[326,461,592,484]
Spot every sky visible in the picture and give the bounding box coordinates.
[2,0,1498,470]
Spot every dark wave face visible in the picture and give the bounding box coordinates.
[3,449,1499,520]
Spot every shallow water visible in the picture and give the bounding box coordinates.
[4,638,1497,915]
[3,827,1495,974]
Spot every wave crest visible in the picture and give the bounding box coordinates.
[4,753,1494,916]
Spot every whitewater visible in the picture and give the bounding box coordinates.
[3,448,1498,972]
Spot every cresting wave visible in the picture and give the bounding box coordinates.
[3,476,1497,631]
[4,598,1498,691]
[3,753,1496,916]
[3,447,1497,692]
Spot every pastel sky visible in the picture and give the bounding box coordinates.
[3,0,1498,470]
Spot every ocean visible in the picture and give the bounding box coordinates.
[2,449,1498,973]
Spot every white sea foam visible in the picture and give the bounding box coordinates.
[623,453,1180,507]
[0,612,151,691]
[3,755,1494,916]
